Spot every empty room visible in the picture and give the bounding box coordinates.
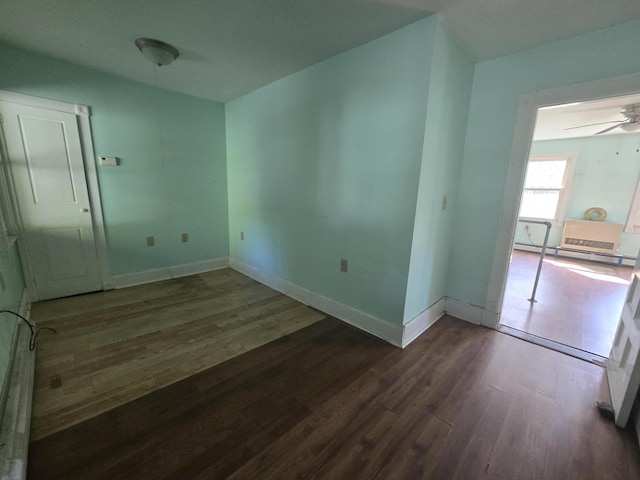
[0,1,639,479]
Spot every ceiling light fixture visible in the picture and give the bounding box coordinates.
[135,37,179,66]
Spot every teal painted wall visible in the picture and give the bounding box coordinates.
[447,19,640,307]
[0,244,25,399]
[227,18,437,324]
[515,134,640,257]
[403,19,474,323]
[0,43,228,276]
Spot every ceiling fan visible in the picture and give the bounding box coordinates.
[565,103,640,135]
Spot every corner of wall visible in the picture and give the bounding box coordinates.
[403,15,476,323]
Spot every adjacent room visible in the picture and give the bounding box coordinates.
[501,95,640,359]
[0,1,640,478]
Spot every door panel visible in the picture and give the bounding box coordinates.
[0,101,102,300]
[607,250,640,427]
[21,116,79,204]
[43,228,89,280]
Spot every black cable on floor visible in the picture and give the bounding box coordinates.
[0,310,56,350]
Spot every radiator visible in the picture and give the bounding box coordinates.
[560,219,623,254]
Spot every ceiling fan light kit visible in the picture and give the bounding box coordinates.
[566,102,640,135]
[620,122,640,132]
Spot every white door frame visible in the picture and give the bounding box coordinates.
[0,90,113,298]
[484,71,640,328]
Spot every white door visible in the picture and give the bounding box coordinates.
[606,249,640,427]
[0,101,102,300]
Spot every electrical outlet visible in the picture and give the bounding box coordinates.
[146,236,155,246]
[340,258,348,272]
[240,231,244,240]
[181,233,188,243]
[524,225,529,232]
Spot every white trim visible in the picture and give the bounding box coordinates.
[228,258,311,305]
[625,174,640,233]
[485,71,640,329]
[480,309,499,329]
[112,258,229,288]
[0,291,32,480]
[228,257,405,346]
[0,90,113,298]
[17,289,29,322]
[0,117,19,254]
[445,297,486,326]
[310,291,403,347]
[401,297,446,347]
[484,92,537,328]
[77,110,113,291]
[0,90,79,115]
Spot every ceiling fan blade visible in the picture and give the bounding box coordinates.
[595,122,628,135]
[564,120,624,131]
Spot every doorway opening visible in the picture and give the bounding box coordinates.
[498,92,640,360]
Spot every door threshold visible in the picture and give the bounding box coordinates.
[497,324,607,365]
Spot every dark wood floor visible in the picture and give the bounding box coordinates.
[28,315,639,480]
[501,250,632,357]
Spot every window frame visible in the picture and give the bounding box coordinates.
[518,153,577,226]
[625,175,640,233]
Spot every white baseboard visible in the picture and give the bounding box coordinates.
[112,258,229,288]
[513,243,635,267]
[112,256,495,347]
[228,258,311,306]
[309,290,403,347]
[229,258,404,346]
[0,290,33,480]
[401,297,446,348]
[445,297,486,326]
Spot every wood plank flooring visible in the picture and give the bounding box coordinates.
[501,250,631,357]
[29,269,325,441]
[28,311,640,479]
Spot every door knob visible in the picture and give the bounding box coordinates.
[80,208,89,212]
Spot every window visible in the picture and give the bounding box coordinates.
[519,154,576,224]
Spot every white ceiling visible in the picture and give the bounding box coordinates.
[1,0,640,102]
[535,94,640,141]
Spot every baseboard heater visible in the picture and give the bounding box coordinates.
[561,219,623,254]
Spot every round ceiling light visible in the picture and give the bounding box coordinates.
[135,38,180,66]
